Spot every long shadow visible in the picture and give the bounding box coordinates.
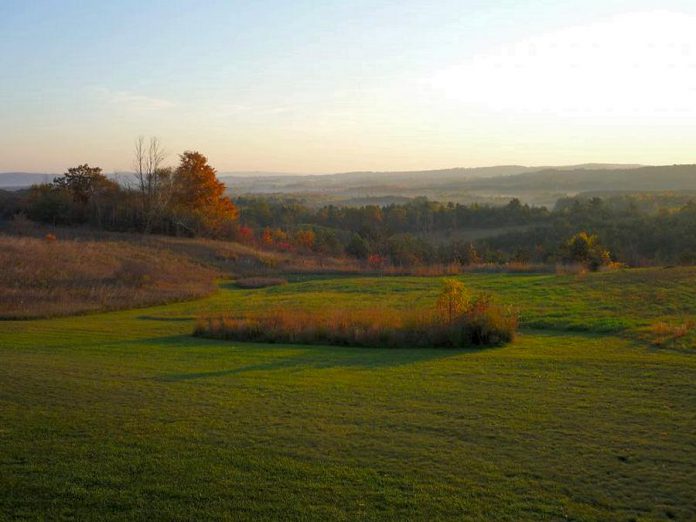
[133,332,501,382]
[155,359,309,382]
[137,315,197,322]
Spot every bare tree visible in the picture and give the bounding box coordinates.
[133,136,171,232]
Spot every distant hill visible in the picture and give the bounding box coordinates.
[219,164,647,194]
[8,163,683,207]
[466,165,696,193]
[2,164,645,191]
[220,165,546,194]
[0,171,134,190]
[0,172,55,189]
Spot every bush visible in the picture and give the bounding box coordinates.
[560,232,611,271]
[195,280,518,348]
[461,294,518,345]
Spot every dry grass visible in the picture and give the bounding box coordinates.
[555,263,589,276]
[0,234,219,319]
[0,223,364,318]
[644,320,696,348]
[1,221,363,277]
[0,222,552,319]
[235,277,288,289]
[195,299,518,348]
[287,261,554,277]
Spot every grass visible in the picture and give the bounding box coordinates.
[234,277,288,289]
[193,268,696,347]
[194,301,517,348]
[0,225,357,318]
[0,234,219,318]
[1,269,695,519]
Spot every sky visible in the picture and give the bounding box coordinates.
[1,0,696,174]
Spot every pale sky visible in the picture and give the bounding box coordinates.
[1,0,695,173]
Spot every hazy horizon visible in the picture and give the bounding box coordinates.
[2,0,695,173]
[0,161,654,178]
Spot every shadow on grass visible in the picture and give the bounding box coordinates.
[155,359,314,382]
[137,315,197,322]
[140,333,497,382]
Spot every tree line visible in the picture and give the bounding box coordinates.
[231,194,696,267]
[8,139,237,236]
[3,143,696,268]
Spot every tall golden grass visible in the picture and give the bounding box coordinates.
[195,297,518,348]
[0,234,219,319]
[645,320,695,348]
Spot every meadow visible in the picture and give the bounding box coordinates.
[0,234,219,319]
[1,269,695,520]
[0,229,354,319]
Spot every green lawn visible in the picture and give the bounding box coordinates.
[1,270,695,520]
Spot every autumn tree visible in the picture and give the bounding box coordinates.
[261,227,274,246]
[170,151,238,235]
[436,279,470,325]
[294,229,316,250]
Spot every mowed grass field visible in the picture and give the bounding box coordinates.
[1,269,696,520]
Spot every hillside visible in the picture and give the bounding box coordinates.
[0,227,357,319]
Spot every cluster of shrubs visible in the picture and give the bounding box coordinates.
[194,280,518,348]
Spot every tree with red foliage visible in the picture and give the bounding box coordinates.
[236,225,255,244]
[261,227,274,247]
[367,254,384,269]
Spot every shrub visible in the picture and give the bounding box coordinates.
[560,232,611,271]
[461,294,518,345]
[195,280,518,348]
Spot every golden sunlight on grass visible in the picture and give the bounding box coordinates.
[0,234,219,319]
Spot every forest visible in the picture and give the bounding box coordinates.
[3,152,695,271]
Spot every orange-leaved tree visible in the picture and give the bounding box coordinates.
[170,151,238,235]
